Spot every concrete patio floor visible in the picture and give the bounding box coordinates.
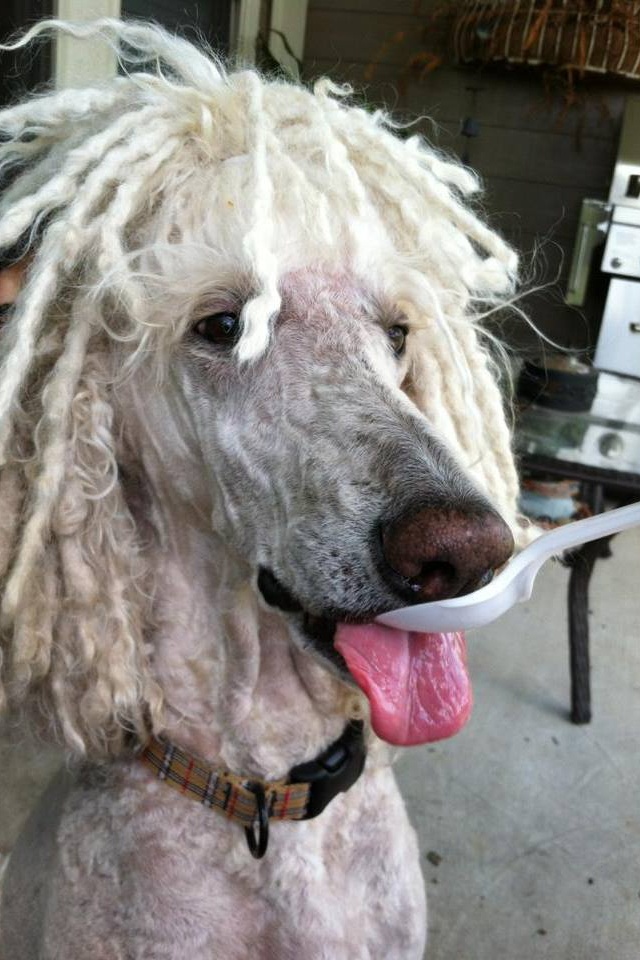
[1,529,638,959]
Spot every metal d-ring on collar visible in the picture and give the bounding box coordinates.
[244,782,270,858]
[244,720,367,859]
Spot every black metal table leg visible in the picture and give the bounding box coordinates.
[565,482,614,724]
[567,543,593,725]
[567,538,609,724]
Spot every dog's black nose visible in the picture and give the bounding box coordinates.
[379,505,514,603]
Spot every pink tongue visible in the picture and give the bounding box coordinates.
[334,624,472,746]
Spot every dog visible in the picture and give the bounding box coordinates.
[0,19,523,959]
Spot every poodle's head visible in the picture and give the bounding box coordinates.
[0,20,523,757]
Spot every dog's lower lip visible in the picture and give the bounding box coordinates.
[302,612,352,675]
[257,569,357,673]
[257,569,339,648]
[257,567,303,613]
[302,611,337,643]
[256,567,394,678]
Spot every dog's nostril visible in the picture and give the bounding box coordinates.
[476,568,494,589]
[408,560,456,600]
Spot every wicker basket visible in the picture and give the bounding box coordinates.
[453,1,640,80]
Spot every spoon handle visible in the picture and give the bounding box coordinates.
[521,500,640,571]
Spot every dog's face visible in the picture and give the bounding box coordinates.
[122,269,512,694]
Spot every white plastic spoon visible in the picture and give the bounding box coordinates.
[376,501,640,633]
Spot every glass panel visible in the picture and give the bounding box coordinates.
[517,372,640,474]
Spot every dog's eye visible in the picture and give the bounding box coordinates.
[388,325,407,357]
[194,312,241,345]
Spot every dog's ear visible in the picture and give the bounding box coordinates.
[0,283,163,758]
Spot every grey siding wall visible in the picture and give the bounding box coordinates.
[303,1,630,354]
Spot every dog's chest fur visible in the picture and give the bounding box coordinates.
[2,761,426,960]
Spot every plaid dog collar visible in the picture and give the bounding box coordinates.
[140,720,366,858]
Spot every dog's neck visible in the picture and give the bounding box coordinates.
[119,376,359,779]
[146,521,353,779]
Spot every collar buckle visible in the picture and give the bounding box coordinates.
[288,720,366,820]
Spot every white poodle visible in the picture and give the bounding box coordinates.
[0,20,523,959]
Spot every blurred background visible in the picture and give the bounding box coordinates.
[1,3,640,958]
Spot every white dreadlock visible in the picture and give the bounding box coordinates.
[0,19,523,756]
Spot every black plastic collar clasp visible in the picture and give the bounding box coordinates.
[288,720,366,820]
